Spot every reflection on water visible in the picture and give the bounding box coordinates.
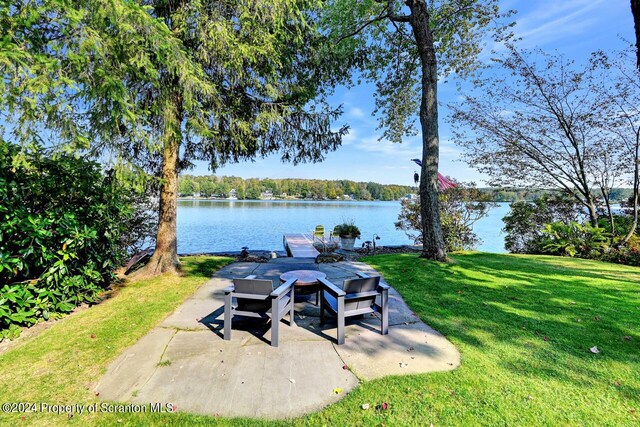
[177,199,510,254]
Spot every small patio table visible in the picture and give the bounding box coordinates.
[279,270,327,305]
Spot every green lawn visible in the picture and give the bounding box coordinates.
[0,253,638,426]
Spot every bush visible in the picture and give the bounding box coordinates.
[395,183,495,252]
[0,142,152,340]
[538,221,609,258]
[599,235,640,266]
[503,194,583,253]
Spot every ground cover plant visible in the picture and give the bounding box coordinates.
[503,194,640,266]
[0,253,637,426]
[0,142,153,340]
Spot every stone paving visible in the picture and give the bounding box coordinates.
[95,258,460,419]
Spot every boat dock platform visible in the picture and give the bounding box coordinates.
[283,234,320,258]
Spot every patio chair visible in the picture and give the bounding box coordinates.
[318,272,389,345]
[329,226,340,243]
[312,224,327,252]
[313,225,326,242]
[223,275,297,347]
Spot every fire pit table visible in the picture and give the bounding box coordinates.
[279,270,327,305]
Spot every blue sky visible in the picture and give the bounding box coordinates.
[191,0,634,187]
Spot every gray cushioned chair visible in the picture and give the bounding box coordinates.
[318,272,389,345]
[223,275,296,347]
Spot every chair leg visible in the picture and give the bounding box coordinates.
[224,292,232,341]
[337,294,345,345]
[290,288,296,327]
[271,298,280,347]
[380,288,389,335]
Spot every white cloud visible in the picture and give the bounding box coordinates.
[356,136,421,159]
[513,0,607,47]
[348,107,365,118]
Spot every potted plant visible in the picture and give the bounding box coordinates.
[334,222,361,251]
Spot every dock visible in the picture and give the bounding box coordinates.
[283,234,320,258]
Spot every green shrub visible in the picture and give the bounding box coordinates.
[600,235,640,266]
[538,221,609,258]
[503,194,583,253]
[0,142,151,339]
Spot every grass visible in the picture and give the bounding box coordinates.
[0,253,638,426]
[323,252,639,427]
[0,256,233,426]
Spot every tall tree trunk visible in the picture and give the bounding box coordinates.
[586,199,599,228]
[602,189,615,235]
[623,134,639,244]
[139,93,183,276]
[627,1,640,239]
[408,0,447,261]
[632,0,640,70]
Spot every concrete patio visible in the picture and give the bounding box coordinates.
[95,258,460,419]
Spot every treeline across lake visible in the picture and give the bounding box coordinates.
[178,175,635,202]
[479,188,634,203]
[178,175,414,201]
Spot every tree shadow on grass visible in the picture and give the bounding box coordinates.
[366,252,640,405]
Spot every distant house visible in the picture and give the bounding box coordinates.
[402,193,418,200]
[227,189,238,200]
[260,190,274,200]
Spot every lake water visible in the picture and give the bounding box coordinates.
[177,200,512,254]
[178,200,509,253]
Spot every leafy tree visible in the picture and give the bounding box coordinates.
[395,182,495,252]
[322,0,512,261]
[178,177,198,196]
[198,179,215,198]
[0,0,200,151]
[2,1,348,276]
[589,48,640,244]
[452,46,638,229]
[125,1,350,275]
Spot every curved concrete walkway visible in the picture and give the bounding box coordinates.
[95,258,460,419]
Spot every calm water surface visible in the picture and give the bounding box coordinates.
[177,200,511,254]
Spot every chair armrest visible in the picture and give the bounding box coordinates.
[345,290,380,300]
[224,285,235,294]
[377,282,390,292]
[356,272,370,279]
[271,278,297,297]
[231,293,270,300]
[318,277,345,297]
[244,275,257,279]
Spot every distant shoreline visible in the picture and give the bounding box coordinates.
[177,197,406,202]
